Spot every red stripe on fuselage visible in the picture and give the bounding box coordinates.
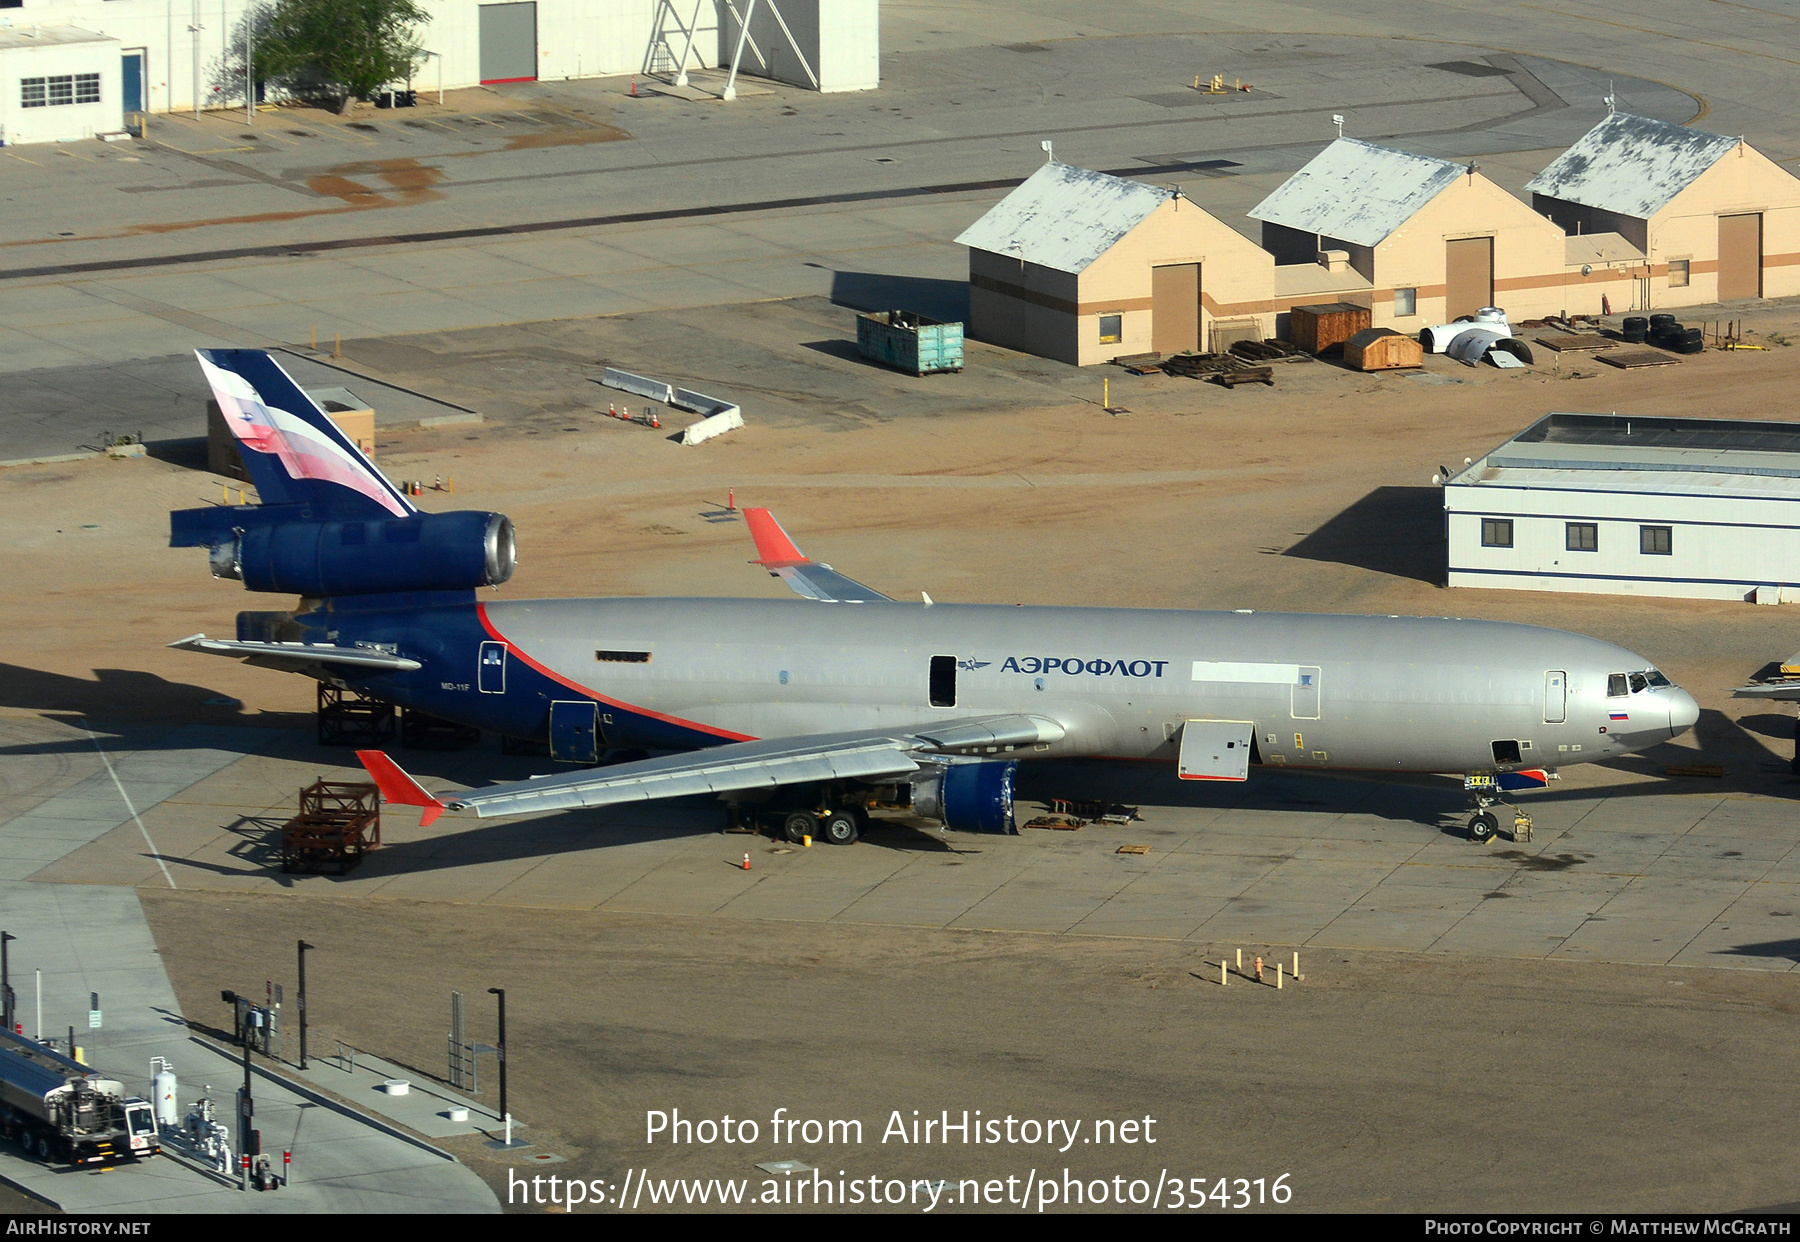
[475,602,756,743]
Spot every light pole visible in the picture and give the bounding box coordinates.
[222,990,252,1190]
[297,941,313,1070]
[488,987,509,1144]
[1,932,15,1036]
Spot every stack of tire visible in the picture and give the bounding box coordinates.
[1648,313,1705,355]
[1621,316,1649,343]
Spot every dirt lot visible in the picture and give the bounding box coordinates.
[140,889,1800,1213]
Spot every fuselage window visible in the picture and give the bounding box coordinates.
[1607,673,1629,698]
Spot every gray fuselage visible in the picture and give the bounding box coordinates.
[475,599,1698,775]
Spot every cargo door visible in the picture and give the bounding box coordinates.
[1152,263,1201,354]
[1291,666,1321,720]
[477,640,506,694]
[549,700,599,763]
[1543,669,1567,724]
[479,2,538,84]
[1718,213,1763,301]
[1178,719,1255,781]
[1445,237,1494,320]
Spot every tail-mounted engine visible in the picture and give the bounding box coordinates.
[172,505,516,596]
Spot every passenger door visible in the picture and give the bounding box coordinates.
[1543,670,1567,724]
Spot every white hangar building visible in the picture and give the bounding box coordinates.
[1446,413,1800,602]
[0,0,876,136]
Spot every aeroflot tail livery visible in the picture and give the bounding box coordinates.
[172,349,1699,844]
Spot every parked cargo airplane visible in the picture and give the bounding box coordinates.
[172,349,1699,844]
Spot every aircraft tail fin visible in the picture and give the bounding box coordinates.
[197,348,414,521]
[356,750,449,826]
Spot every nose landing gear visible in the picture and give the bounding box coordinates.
[1463,775,1533,844]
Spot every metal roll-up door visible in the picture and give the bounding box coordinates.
[479,2,538,84]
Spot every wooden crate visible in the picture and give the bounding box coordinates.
[1344,327,1424,371]
[1289,302,1371,355]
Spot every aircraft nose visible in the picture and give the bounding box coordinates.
[1668,687,1700,738]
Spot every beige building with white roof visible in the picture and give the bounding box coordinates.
[1526,112,1800,309]
[955,161,1274,366]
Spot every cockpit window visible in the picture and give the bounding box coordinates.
[1607,673,1629,698]
[1629,673,1649,694]
[1645,670,1671,688]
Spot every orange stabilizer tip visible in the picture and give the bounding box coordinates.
[743,508,807,566]
[356,750,448,826]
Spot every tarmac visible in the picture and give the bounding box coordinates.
[17,718,1800,975]
[0,720,499,1213]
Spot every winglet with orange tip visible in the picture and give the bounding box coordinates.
[356,750,451,827]
[739,508,894,604]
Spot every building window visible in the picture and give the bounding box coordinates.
[1481,518,1513,548]
[1394,287,1417,317]
[23,75,94,108]
[1640,525,1672,555]
[1668,259,1690,288]
[1098,314,1122,345]
[1566,522,1598,552]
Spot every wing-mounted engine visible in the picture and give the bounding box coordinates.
[173,507,516,596]
[907,759,1020,835]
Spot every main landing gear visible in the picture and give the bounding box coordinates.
[782,807,866,846]
[1463,775,1532,845]
[724,785,870,845]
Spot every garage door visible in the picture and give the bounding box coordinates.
[480,2,538,84]
[1718,213,1763,301]
[1151,263,1201,355]
[1445,237,1494,321]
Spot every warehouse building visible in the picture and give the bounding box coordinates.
[0,24,122,144]
[1248,137,1569,331]
[1446,413,1800,602]
[1526,112,1800,309]
[956,161,1274,366]
[0,0,874,129]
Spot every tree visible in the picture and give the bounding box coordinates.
[256,0,429,112]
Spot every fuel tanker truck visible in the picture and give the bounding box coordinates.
[0,1030,159,1165]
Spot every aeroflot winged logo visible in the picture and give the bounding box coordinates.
[998,656,1171,677]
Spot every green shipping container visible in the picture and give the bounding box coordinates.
[855,310,965,376]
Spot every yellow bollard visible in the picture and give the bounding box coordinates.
[1277,962,1283,990]
[1235,948,1242,970]
[334,331,341,358]
[310,324,317,351]
[1220,959,1227,986]
[1103,377,1110,409]
[1293,951,1300,979]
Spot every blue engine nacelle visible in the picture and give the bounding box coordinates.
[911,760,1018,834]
[208,511,516,596]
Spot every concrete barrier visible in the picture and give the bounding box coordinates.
[681,406,745,445]
[603,368,675,404]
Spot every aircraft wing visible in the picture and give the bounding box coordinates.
[170,634,423,675]
[743,508,894,603]
[358,713,1067,824]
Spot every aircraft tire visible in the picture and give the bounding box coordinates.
[782,811,817,844]
[1469,812,1498,843]
[821,810,861,846]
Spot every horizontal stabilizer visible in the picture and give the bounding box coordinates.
[356,750,449,827]
[742,508,893,603]
[1733,682,1800,701]
[169,634,422,675]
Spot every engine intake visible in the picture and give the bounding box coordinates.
[210,511,516,596]
[910,760,1018,834]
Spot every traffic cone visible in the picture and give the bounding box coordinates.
[650,412,660,429]
[741,852,751,871]
[631,80,637,97]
